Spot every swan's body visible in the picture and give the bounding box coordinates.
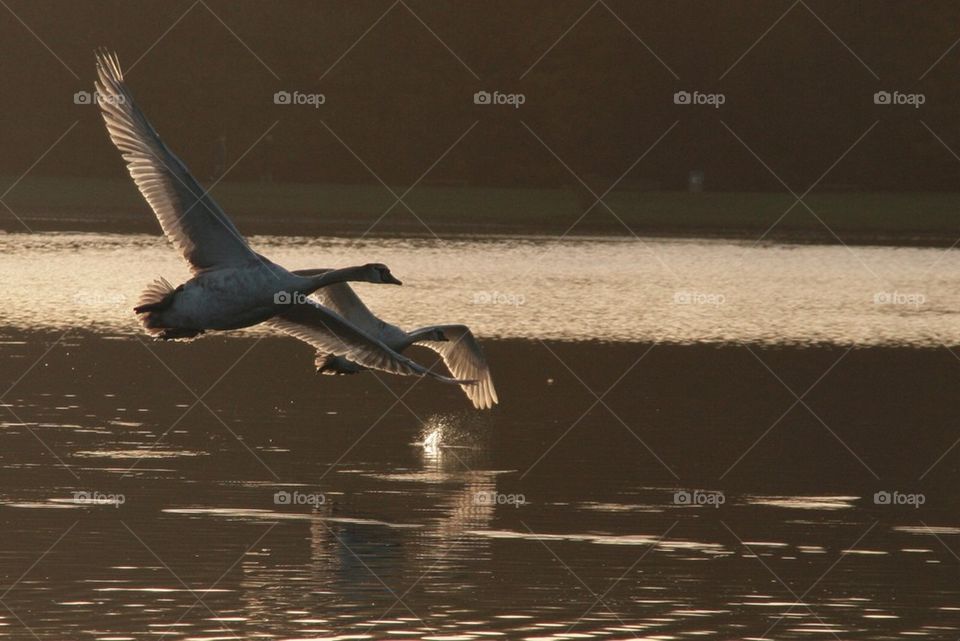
[134,261,290,337]
[93,49,466,387]
[134,260,400,339]
[278,270,499,409]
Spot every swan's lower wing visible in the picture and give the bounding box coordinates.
[94,49,256,273]
[416,325,498,409]
[266,302,462,382]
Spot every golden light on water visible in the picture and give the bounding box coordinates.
[2,233,959,345]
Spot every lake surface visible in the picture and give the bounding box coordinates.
[1,232,959,344]
[1,233,960,640]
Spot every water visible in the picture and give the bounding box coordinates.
[1,232,958,344]
[1,233,959,640]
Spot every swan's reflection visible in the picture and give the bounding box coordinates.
[413,415,498,574]
[236,413,499,634]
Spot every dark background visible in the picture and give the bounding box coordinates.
[2,1,960,193]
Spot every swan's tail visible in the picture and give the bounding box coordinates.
[134,278,201,340]
[134,278,175,315]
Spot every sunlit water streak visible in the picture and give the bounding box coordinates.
[1,232,959,344]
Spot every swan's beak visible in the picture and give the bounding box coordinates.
[384,273,402,285]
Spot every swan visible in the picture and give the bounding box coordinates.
[94,49,464,384]
[269,269,499,409]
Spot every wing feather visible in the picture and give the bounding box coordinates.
[416,325,498,409]
[94,49,255,272]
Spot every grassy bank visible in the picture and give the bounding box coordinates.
[2,175,959,246]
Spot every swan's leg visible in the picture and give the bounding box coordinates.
[315,353,366,375]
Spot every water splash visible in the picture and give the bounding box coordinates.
[420,422,444,455]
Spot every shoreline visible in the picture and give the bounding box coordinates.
[2,175,959,247]
[7,214,958,248]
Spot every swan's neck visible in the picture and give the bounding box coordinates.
[296,266,368,293]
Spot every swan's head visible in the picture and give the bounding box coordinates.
[363,263,402,285]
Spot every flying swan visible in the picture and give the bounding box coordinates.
[93,49,466,385]
[278,269,498,409]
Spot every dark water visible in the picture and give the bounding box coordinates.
[2,331,960,640]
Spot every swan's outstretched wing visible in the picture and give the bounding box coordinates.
[265,300,467,383]
[94,49,256,273]
[416,325,498,409]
